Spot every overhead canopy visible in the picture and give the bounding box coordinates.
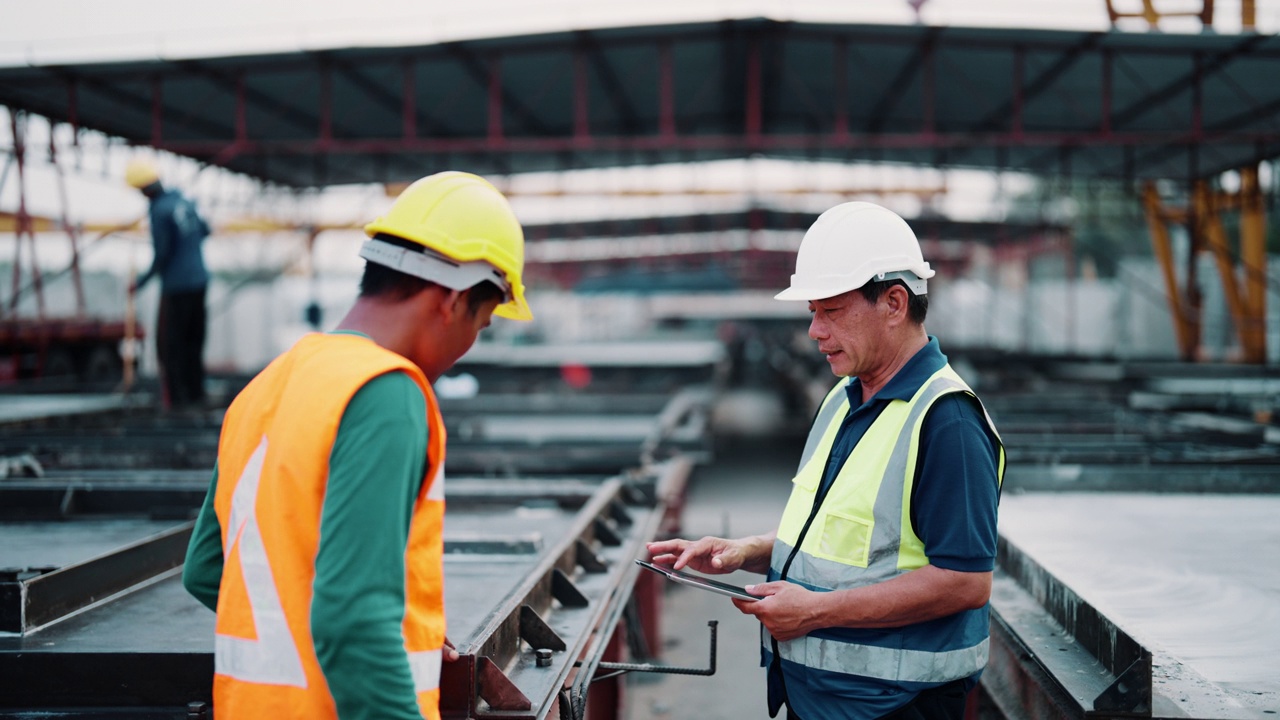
[1,18,1278,187]
[522,209,1065,245]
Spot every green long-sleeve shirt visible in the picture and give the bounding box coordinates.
[183,360,431,719]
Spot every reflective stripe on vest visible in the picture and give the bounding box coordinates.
[408,649,442,693]
[215,435,307,687]
[775,634,990,684]
[766,364,1004,685]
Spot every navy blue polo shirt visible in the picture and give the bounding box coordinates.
[766,337,1002,720]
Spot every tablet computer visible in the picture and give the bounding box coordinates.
[635,559,760,602]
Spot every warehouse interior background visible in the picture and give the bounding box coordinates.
[2,2,1280,719]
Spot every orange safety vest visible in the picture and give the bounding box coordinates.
[211,333,446,719]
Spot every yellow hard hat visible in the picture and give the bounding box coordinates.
[125,159,160,189]
[364,171,531,321]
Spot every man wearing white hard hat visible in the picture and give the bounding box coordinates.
[648,202,1004,720]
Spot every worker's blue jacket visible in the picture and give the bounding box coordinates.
[137,189,210,293]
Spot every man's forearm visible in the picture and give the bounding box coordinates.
[817,565,992,629]
[737,531,778,574]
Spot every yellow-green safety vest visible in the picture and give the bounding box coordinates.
[765,363,1005,685]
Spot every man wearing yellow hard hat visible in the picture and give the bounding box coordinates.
[182,171,531,719]
[126,158,212,409]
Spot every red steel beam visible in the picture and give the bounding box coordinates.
[402,59,416,140]
[922,39,936,136]
[319,63,333,146]
[488,55,504,143]
[745,37,762,142]
[659,43,675,140]
[574,46,590,143]
[1101,49,1112,136]
[1011,46,1024,140]
[234,73,248,144]
[833,39,848,140]
[151,129,1280,158]
[150,76,163,146]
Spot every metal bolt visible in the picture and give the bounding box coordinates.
[187,701,208,720]
[535,648,553,667]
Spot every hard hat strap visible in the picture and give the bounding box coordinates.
[874,270,927,296]
[359,239,512,302]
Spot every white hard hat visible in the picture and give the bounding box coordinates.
[775,201,935,301]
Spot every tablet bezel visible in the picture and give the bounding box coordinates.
[635,559,760,602]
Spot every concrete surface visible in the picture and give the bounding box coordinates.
[623,437,797,720]
[1000,492,1280,718]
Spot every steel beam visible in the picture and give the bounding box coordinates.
[0,522,192,633]
[865,26,941,134]
[986,537,1152,719]
[1142,182,1198,360]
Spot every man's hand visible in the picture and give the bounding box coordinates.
[732,581,823,642]
[646,536,755,574]
[443,636,460,662]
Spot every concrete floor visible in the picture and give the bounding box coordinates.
[1000,493,1280,718]
[623,437,798,720]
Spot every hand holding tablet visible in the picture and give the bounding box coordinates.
[635,559,760,601]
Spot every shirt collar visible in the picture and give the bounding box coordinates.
[843,336,947,408]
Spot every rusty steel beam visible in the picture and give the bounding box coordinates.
[1142,181,1199,360]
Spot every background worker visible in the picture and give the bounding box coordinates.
[182,171,532,719]
[125,158,211,409]
[648,202,1004,720]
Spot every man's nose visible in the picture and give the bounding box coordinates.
[808,315,826,340]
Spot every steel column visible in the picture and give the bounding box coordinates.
[832,39,848,140]
[1011,46,1024,140]
[922,39,936,136]
[1239,165,1267,363]
[1195,179,1250,359]
[319,62,333,145]
[659,43,675,141]
[488,55,504,143]
[1100,49,1112,136]
[573,46,590,143]
[150,75,163,146]
[48,131,85,316]
[401,59,416,140]
[745,37,762,144]
[1142,182,1198,360]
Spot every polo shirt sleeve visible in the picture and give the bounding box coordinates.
[182,463,223,612]
[311,370,429,720]
[911,392,1001,573]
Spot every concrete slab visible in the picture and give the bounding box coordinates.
[1000,493,1280,718]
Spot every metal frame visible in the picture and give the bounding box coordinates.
[985,536,1153,719]
[1141,164,1268,363]
[2,21,1278,185]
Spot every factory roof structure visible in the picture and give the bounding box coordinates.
[1,18,1278,186]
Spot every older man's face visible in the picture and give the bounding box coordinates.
[806,289,884,378]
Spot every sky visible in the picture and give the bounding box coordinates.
[2,0,1276,66]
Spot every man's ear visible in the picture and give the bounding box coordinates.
[882,284,910,324]
[439,289,467,322]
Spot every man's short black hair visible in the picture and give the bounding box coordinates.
[857,278,929,324]
[360,234,505,317]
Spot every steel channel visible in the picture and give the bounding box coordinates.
[446,477,628,718]
[559,459,688,720]
[987,536,1152,718]
[3,521,193,633]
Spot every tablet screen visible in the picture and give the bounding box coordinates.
[635,559,760,601]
